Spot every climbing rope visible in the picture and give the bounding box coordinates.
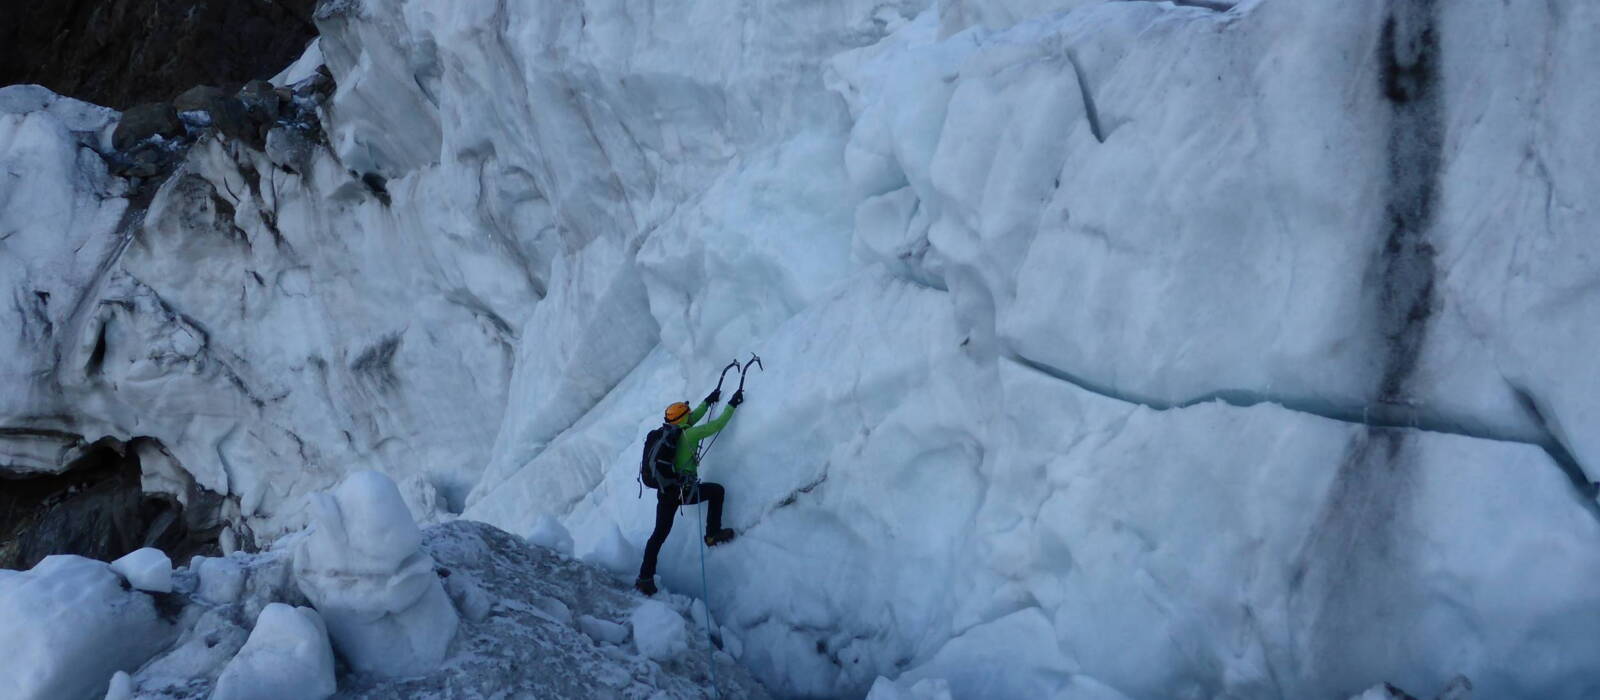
[695,498,720,698]
[688,354,763,697]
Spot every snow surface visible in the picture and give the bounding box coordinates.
[211,603,337,700]
[111,548,174,594]
[4,0,1600,698]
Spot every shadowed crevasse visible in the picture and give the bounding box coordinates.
[0,437,230,570]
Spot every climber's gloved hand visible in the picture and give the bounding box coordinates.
[705,389,721,404]
[729,390,744,407]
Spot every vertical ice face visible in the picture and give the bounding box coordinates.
[0,88,129,476]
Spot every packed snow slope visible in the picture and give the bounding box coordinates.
[3,472,769,700]
[4,0,1600,697]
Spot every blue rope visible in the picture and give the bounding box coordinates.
[696,498,720,698]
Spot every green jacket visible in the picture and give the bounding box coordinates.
[672,401,736,477]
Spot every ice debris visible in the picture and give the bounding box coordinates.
[0,556,173,700]
[292,470,458,677]
[211,603,336,700]
[110,548,172,594]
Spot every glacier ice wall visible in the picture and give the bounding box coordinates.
[4,0,1600,697]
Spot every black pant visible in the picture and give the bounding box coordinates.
[638,482,724,581]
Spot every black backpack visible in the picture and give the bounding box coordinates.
[639,423,684,490]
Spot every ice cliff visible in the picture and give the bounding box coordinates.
[3,0,1600,698]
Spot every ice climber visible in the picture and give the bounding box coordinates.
[634,387,743,596]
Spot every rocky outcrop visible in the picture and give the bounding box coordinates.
[111,103,181,150]
[0,0,318,110]
[103,67,332,181]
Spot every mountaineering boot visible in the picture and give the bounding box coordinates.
[635,577,658,596]
[704,528,736,547]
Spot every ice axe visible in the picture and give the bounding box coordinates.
[736,352,763,392]
[696,353,762,464]
[712,358,741,399]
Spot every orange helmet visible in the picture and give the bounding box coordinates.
[664,402,691,423]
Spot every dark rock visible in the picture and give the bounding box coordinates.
[113,102,182,150]
[210,96,253,143]
[0,0,319,110]
[315,0,363,21]
[173,85,227,114]
[292,65,336,107]
[171,84,251,143]
[112,144,171,178]
[237,79,281,123]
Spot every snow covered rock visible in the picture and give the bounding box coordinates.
[126,605,251,695]
[331,520,774,698]
[292,470,458,677]
[109,548,172,593]
[579,614,630,646]
[442,569,494,623]
[0,555,174,700]
[630,599,689,661]
[194,556,247,604]
[211,604,336,700]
